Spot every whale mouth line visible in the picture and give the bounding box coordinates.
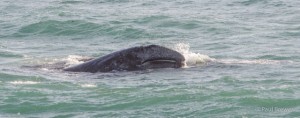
[142,59,177,65]
[142,59,176,64]
[140,59,179,69]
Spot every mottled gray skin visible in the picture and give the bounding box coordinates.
[64,45,185,73]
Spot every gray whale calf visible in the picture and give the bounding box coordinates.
[64,45,185,73]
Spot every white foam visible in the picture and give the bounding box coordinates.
[41,68,49,71]
[64,55,91,66]
[9,81,40,85]
[80,83,97,88]
[173,43,215,66]
[217,59,281,65]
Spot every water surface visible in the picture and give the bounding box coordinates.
[1,0,300,117]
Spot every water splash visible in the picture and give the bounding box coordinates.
[173,43,215,66]
[63,55,92,66]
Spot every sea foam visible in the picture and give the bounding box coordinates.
[9,81,40,85]
[173,43,215,67]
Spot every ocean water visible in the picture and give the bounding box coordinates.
[1,0,300,117]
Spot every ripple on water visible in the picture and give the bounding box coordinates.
[0,50,23,58]
[13,20,169,39]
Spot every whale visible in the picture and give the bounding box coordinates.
[63,45,185,73]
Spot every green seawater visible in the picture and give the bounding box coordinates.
[1,0,300,117]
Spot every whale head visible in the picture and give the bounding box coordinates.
[136,45,186,69]
[64,45,186,73]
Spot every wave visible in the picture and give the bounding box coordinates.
[235,0,267,6]
[0,50,23,58]
[16,20,103,37]
[155,20,200,30]
[0,50,23,64]
[14,20,168,39]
